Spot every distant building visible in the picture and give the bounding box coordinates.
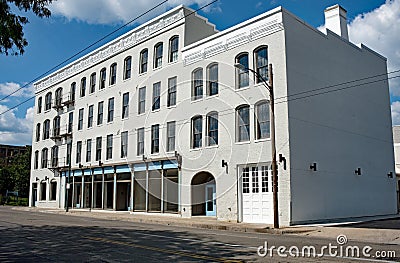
[0,144,29,168]
[392,126,400,212]
[29,4,397,226]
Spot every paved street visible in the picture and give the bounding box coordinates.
[0,206,399,262]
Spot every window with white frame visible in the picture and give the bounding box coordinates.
[255,101,270,140]
[122,92,129,119]
[68,112,73,133]
[242,167,250,193]
[80,77,86,97]
[167,121,175,152]
[37,97,42,113]
[70,82,76,102]
[45,92,52,110]
[34,150,39,169]
[66,143,71,166]
[53,116,60,137]
[152,82,161,111]
[151,124,159,154]
[138,87,146,114]
[86,139,92,162]
[124,56,132,80]
[139,49,148,73]
[236,105,250,142]
[192,116,202,148]
[43,119,50,139]
[96,136,102,161]
[167,77,177,107]
[254,46,268,84]
[51,146,58,167]
[76,141,82,164]
[78,108,84,130]
[207,63,218,96]
[242,165,270,194]
[192,68,203,100]
[100,68,106,89]
[137,128,144,156]
[90,72,96,93]
[121,131,128,158]
[41,148,48,168]
[107,97,114,122]
[55,87,63,106]
[36,123,40,142]
[169,36,179,63]
[97,101,103,125]
[236,53,249,89]
[88,105,94,128]
[207,112,218,146]
[110,63,117,85]
[154,42,163,68]
[106,134,113,160]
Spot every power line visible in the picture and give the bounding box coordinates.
[0,0,170,104]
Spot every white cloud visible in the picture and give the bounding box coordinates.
[0,82,34,98]
[391,101,400,125]
[348,0,400,96]
[0,105,33,146]
[50,0,221,24]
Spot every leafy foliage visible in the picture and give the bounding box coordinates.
[0,0,53,55]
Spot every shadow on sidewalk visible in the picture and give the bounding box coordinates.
[341,217,400,230]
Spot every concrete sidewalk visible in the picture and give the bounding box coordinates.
[13,207,400,245]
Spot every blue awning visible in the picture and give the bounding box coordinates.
[163,160,178,169]
[74,170,82,176]
[84,169,92,175]
[103,166,114,174]
[93,168,102,175]
[116,165,131,173]
[134,163,146,172]
[148,161,161,170]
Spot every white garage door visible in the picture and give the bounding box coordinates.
[242,165,273,224]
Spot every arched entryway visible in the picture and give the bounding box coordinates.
[191,172,216,216]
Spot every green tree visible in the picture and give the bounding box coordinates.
[0,0,54,55]
[0,167,15,196]
[9,148,31,196]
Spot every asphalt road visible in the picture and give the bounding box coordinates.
[0,206,398,262]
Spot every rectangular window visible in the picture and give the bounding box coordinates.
[255,47,268,83]
[152,82,161,111]
[151,124,159,154]
[34,151,39,169]
[140,49,148,73]
[154,43,163,68]
[88,105,94,128]
[41,148,48,168]
[256,102,270,139]
[237,106,250,142]
[78,108,84,130]
[121,131,128,158]
[137,128,144,156]
[138,87,146,114]
[236,54,249,88]
[50,181,57,201]
[76,141,82,164]
[192,116,202,148]
[68,112,73,133]
[100,68,106,89]
[167,121,175,152]
[66,143,72,166]
[242,168,250,193]
[107,97,114,122]
[80,77,86,97]
[97,101,104,125]
[124,56,132,80]
[106,134,113,160]
[90,73,96,93]
[122,92,129,119]
[50,147,57,167]
[36,124,40,142]
[86,139,92,162]
[96,137,102,161]
[207,113,218,146]
[110,63,117,85]
[169,36,179,63]
[40,182,47,201]
[167,77,177,107]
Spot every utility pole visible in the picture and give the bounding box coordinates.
[234,63,279,228]
[268,64,279,229]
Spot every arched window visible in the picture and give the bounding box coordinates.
[207,63,218,96]
[235,53,249,89]
[41,148,48,168]
[191,115,203,148]
[43,119,50,139]
[34,150,39,169]
[51,145,58,168]
[110,63,117,85]
[123,56,132,80]
[154,42,163,68]
[55,87,63,107]
[35,123,41,142]
[139,49,148,73]
[45,92,52,111]
[192,68,203,100]
[207,112,218,146]
[80,77,86,97]
[255,101,270,139]
[99,68,106,89]
[236,105,250,142]
[254,46,268,83]
[90,72,96,93]
[37,97,42,113]
[169,36,179,62]
[70,82,76,102]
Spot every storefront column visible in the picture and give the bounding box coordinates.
[113,170,117,211]
[145,163,149,212]
[81,175,84,209]
[91,171,94,209]
[161,169,164,213]
[71,174,75,208]
[178,169,182,213]
[101,172,105,209]
[130,169,134,212]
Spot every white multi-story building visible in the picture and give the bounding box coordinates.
[29,4,397,226]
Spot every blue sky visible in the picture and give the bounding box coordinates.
[0,0,399,145]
